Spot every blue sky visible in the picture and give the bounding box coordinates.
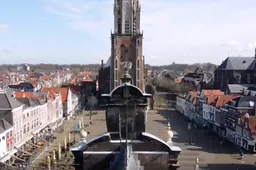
[1,0,256,65]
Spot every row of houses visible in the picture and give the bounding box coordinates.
[0,69,73,90]
[0,86,79,168]
[176,88,256,153]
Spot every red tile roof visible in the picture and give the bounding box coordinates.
[42,87,69,103]
[15,92,34,98]
[215,95,237,108]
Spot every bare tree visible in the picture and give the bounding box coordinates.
[87,95,98,124]
[149,77,191,94]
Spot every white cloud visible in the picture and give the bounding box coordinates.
[0,24,8,30]
[44,0,256,64]
[248,42,256,48]
[226,40,239,46]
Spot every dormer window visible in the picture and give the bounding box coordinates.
[249,101,255,107]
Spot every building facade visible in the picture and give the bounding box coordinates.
[176,88,256,153]
[214,56,256,93]
[0,119,13,159]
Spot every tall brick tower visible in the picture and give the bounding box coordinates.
[110,0,145,92]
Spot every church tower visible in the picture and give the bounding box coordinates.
[110,0,145,92]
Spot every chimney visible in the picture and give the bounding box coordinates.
[101,60,104,68]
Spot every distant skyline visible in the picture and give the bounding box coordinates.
[1,0,256,65]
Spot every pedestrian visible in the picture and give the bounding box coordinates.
[239,147,243,160]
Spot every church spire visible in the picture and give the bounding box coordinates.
[113,0,141,35]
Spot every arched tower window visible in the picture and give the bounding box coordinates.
[114,57,118,69]
[120,44,128,61]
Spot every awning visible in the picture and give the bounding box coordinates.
[31,133,49,144]
[14,147,32,156]
[11,155,26,162]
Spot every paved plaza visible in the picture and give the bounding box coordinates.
[30,109,256,170]
[159,109,256,170]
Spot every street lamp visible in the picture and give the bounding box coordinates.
[188,122,193,144]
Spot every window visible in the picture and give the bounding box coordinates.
[27,112,29,117]
[115,70,118,80]
[24,125,26,134]
[117,18,122,34]
[136,70,139,80]
[19,130,22,140]
[6,132,9,139]
[237,118,241,125]
[7,143,10,152]
[125,21,130,34]
[10,131,12,137]
[115,59,118,69]
[136,80,140,87]
[10,141,13,150]
[136,59,140,68]
[17,132,19,141]
[27,123,30,132]
[23,114,25,120]
[245,122,248,128]
[115,81,119,87]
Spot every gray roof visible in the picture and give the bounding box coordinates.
[104,56,111,68]
[0,110,12,125]
[0,90,23,109]
[217,57,255,70]
[233,96,256,107]
[228,84,251,93]
[248,59,256,70]
[0,118,12,133]
[16,98,43,108]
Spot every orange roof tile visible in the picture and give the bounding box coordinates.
[215,95,237,108]
[40,75,52,81]
[187,91,200,104]
[42,87,68,103]
[14,92,48,100]
[202,90,224,96]
[207,96,218,105]
[15,92,34,98]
